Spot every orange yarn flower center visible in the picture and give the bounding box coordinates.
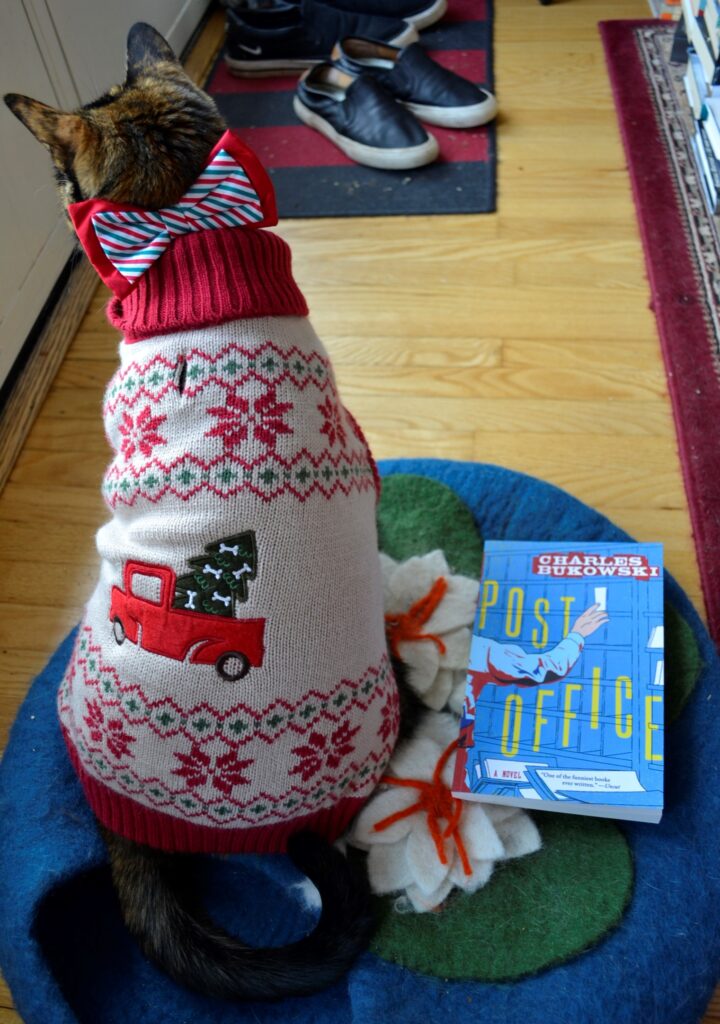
[384,576,449,660]
[372,738,472,877]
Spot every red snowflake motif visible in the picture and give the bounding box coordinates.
[84,699,104,745]
[317,396,347,448]
[105,717,136,760]
[378,689,400,744]
[206,385,293,452]
[83,699,135,760]
[212,750,254,795]
[172,743,253,795]
[290,721,361,783]
[118,405,167,460]
[329,720,361,767]
[172,744,211,789]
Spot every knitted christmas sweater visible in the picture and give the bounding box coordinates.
[58,135,399,854]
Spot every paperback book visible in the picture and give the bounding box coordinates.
[452,541,665,823]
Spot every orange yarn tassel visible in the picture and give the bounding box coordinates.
[372,738,473,877]
[385,576,449,660]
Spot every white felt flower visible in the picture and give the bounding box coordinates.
[348,712,541,912]
[381,550,479,711]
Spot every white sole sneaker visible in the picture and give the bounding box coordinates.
[225,55,321,77]
[404,91,498,129]
[293,96,439,169]
[404,0,448,29]
[225,25,417,77]
[390,22,420,46]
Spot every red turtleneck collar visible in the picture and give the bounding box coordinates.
[105,226,308,342]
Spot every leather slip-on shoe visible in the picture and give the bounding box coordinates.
[294,64,438,169]
[333,37,498,128]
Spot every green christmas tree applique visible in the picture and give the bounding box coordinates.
[173,532,258,617]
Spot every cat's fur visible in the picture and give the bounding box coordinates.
[5,22,421,1002]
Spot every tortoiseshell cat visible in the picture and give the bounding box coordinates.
[6,23,420,1003]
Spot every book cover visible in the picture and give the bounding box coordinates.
[452,541,664,823]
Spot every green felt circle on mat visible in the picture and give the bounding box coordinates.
[377,474,484,578]
[665,602,702,722]
[370,815,633,982]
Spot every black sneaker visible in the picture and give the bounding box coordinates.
[224,0,418,77]
[294,64,438,169]
[333,38,498,128]
[320,0,447,30]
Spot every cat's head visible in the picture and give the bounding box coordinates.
[4,23,225,212]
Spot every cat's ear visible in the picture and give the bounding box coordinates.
[4,94,83,157]
[126,22,179,79]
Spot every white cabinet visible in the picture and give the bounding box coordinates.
[0,0,210,391]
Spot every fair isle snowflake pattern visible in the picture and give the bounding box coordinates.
[101,338,379,507]
[290,721,361,783]
[103,342,332,417]
[83,698,136,761]
[172,743,254,796]
[58,626,398,827]
[205,383,294,452]
[117,405,167,460]
[102,449,377,507]
[317,396,347,448]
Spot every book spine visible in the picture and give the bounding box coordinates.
[704,102,720,154]
[690,50,711,103]
[692,134,720,212]
[700,124,720,190]
[685,71,699,117]
[706,0,720,56]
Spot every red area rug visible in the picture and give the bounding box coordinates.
[205,0,495,217]
[601,19,720,644]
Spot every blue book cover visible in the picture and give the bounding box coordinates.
[451,541,664,823]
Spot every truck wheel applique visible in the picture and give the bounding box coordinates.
[108,532,264,681]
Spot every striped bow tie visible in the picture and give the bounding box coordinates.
[69,131,277,298]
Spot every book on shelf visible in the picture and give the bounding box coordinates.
[684,49,710,117]
[451,541,664,824]
[703,94,720,154]
[692,128,720,211]
[682,0,720,82]
[704,0,720,56]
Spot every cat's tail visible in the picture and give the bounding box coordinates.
[103,827,374,1001]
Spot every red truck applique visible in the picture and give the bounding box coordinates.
[109,560,265,681]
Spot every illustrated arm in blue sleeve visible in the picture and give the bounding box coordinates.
[485,632,585,685]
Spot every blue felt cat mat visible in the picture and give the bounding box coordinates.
[1,459,719,1024]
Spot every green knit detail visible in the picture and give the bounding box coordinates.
[173,532,257,617]
[370,815,633,982]
[106,348,330,406]
[377,474,484,577]
[76,653,392,744]
[102,456,375,504]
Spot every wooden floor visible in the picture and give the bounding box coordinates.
[1,0,716,1019]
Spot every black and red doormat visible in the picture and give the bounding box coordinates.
[205,0,496,218]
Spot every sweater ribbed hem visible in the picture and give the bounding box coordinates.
[106,227,309,343]
[63,732,365,854]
